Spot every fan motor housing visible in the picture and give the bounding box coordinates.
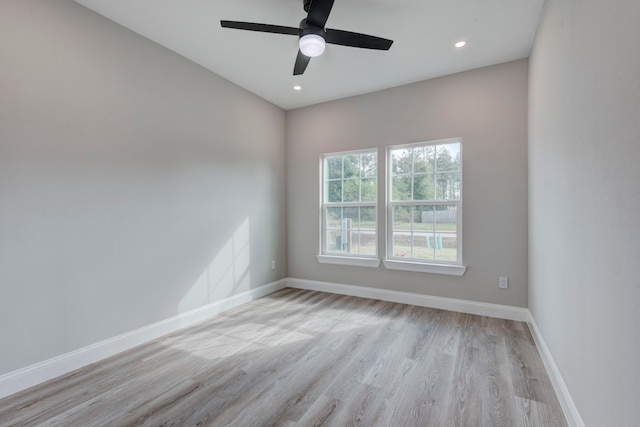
[299,19,326,38]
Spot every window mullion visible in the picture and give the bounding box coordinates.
[325,202,375,208]
[410,206,415,258]
[341,157,345,203]
[431,205,436,260]
[388,200,458,207]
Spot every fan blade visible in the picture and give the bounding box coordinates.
[307,0,335,29]
[325,28,393,50]
[293,50,311,75]
[220,21,299,36]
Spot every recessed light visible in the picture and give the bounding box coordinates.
[455,41,467,48]
[293,85,302,91]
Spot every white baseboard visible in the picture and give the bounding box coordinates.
[526,312,585,427]
[286,278,529,321]
[0,279,287,400]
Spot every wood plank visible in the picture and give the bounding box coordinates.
[384,351,456,426]
[515,396,568,427]
[481,333,518,427]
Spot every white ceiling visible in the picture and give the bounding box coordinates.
[74,0,544,110]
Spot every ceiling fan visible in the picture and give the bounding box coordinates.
[221,0,393,75]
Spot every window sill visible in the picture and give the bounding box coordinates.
[317,255,381,268]
[382,260,467,276]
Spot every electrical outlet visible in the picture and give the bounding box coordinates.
[499,276,509,289]
[271,260,276,270]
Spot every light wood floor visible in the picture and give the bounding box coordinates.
[0,288,566,426]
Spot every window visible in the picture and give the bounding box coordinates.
[318,149,380,267]
[384,138,466,275]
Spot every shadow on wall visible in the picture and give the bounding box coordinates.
[178,217,252,312]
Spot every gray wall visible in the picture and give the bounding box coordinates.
[0,0,286,375]
[529,0,640,425]
[287,59,529,307]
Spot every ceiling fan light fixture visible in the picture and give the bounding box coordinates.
[299,34,325,57]
[221,0,394,76]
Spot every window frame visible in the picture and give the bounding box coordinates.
[317,148,380,268]
[383,138,466,276]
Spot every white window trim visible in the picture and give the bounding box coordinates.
[319,148,379,261]
[382,259,466,276]
[385,138,466,274]
[318,255,381,268]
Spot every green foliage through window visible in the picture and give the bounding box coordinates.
[390,142,461,201]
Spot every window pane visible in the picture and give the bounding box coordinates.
[414,205,435,232]
[413,145,435,174]
[435,234,457,261]
[336,230,351,252]
[326,230,342,252]
[412,174,435,200]
[359,232,377,255]
[361,152,377,177]
[391,149,412,175]
[348,232,362,255]
[344,155,360,179]
[360,206,376,229]
[434,205,457,262]
[412,234,435,261]
[392,176,411,200]
[434,205,457,233]
[391,203,455,261]
[327,180,342,202]
[393,205,411,231]
[326,207,342,229]
[436,172,460,200]
[335,209,356,254]
[412,207,424,226]
[327,157,342,179]
[361,178,377,202]
[392,233,411,258]
[343,179,360,202]
[343,207,359,229]
[359,207,376,256]
[436,143,460,172]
